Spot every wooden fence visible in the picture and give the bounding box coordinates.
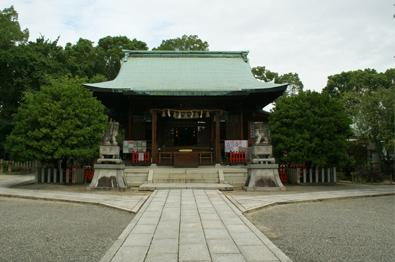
[36,166,85,184]
[0,159,37,174]
[287,165,336,184]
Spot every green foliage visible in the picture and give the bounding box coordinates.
[0,7,147,157]
[0,38,70,156]
[252,66,303,95]
[153,35,209,51]
[269,91,351,167]
[251,66,279,82]
[0,6,29,49]
[97,36,148,79]
[350,87,395,161]
[5,76,107,162]
[65,38,100,79]
[324,68,395,175]
[323,68,394,97]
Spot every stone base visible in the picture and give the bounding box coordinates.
[251,158,275,164]
[96,158,123,164]
[90,164,128,190]
[246,164,286,191]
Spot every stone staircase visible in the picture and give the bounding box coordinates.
[124,165,248,191]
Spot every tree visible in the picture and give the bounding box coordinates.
[349,87,395,175]
[65,38,103,79]
[0,6,29,49]
[324,68,395,178]
[269,91,351,167]
[5,76,107,165]
[0,38,70,157]
[323,68,393,97]
[251,66,279,82]
[97,36,148,80]
[252,66,303,95]
[153,34,209,51]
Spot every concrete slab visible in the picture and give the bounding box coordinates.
[102,189,289,262]
[211,253,246,262]
[179,243,211,261]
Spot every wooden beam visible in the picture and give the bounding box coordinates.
[215,113,221,163]
[151,110,158,164]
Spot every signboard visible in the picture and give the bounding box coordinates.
[224,140,248,153]
[123,140,147,153]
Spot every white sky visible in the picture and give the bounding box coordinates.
[2,0,394,91]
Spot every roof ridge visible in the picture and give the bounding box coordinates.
[122,50,249,54]
[122,50,249,61]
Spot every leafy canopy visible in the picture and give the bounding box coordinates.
[252,66,303,95]
[153,35,209,51]
[97,36,148,80]
[343,87,395,161]
[5,76,107,162]
[269,91,351,167]
[0,38,70,156]
[0,6,29,49]
[324,68,394,169]
[323,68,394,97]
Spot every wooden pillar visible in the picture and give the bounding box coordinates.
[333,167,337,183]
[127,102,133,139]
[303,168,307,183]
[151,110,158,164]
[215,113,221,163]
[240,111,244,139]
[41,167,45,183]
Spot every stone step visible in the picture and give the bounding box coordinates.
[153,173,218,179]
[138,183,233,191]
[124,166,248,188]
[153,179,220,184]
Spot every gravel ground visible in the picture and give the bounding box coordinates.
[247,195,395,262]
[0,197,133,262]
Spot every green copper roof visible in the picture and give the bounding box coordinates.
[84,50,287,96]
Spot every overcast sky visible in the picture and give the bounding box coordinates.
[2,0,394,91]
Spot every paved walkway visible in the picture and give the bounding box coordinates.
[226,187,395,213]
[102,189,290,262]
[0,175,149,213]
[2,175,394,261]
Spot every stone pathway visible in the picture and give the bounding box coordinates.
[3,175,393,261]
[102,189,290,262]
[226,187,395,213]
[0,175,149,213]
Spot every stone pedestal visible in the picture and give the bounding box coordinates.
[249,145,275,164]
[97,145,122,164]
[89,164,128,190]
[246,164,286,191]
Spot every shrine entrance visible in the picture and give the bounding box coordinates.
[151,109,221,167]
[160,119,210,147]
[87,51,288,168]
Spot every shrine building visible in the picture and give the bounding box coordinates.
[84,50,287,168]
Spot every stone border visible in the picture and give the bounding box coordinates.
[226,191,395,214]
[99,191,157,262]
[0,191,148,214]
[218,192,292,262]
[0,176,150,214]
